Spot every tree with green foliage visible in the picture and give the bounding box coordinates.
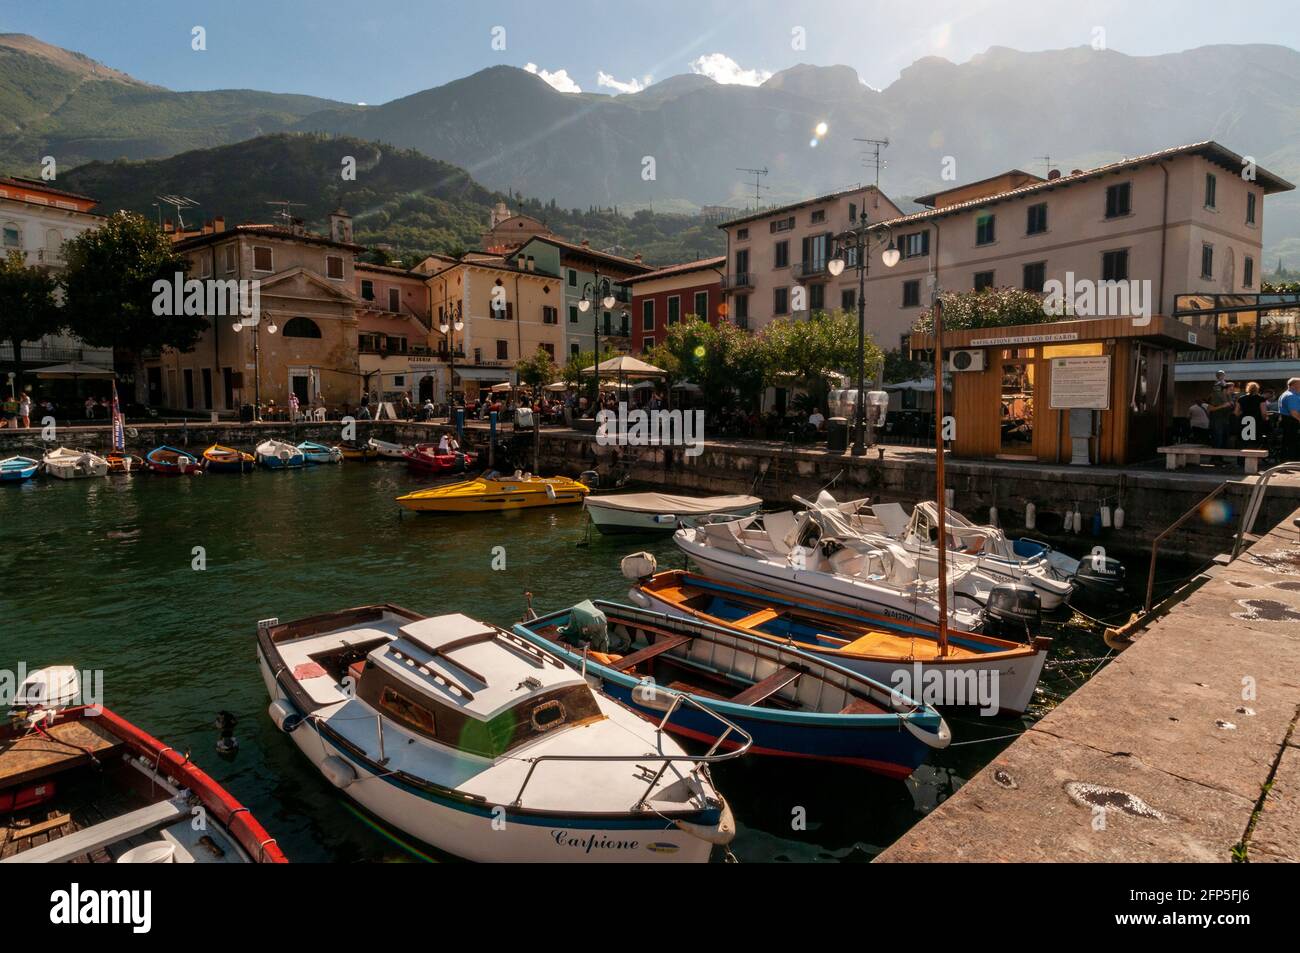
[760,309,883,413]
[514,346,559,392]
[911,287,1046,334]
[648,316,768,417]
[561,345,619,387]
[0,250,63,390]
[61,212,201,363]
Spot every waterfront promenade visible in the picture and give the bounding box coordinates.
[876,503,1300,862]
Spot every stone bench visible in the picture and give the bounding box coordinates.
[1158,444,1269,474]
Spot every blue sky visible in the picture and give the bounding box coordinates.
[4,0,1297,103]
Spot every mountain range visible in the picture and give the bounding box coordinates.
[4,32,1299,268]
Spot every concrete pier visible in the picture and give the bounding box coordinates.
[875,505,1300,863]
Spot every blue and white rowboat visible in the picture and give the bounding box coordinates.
[297,441,343,464]
[256,439,306,469]
[0,456,39,482]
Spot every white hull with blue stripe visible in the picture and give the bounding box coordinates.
[256,604,740,863]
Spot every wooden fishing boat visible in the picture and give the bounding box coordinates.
[145,445,203,476]
[367,437,409,461]
[517,600,950,778]
[105,452,143,474]
[297,441,343,464]
[258,605,744,862]
[338,441,379,462]
[395,472,588,513]
[256,439,306,469]
[0,455,39,482]
[1,666,286,863]
[202,444,255,473]
[585,492,762,535]
[629,569,1051,715]
[41,447,108,479]
[403,443,476,475]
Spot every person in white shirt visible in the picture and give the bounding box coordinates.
[807,408,826,430]
[438,433,450,453]
[18,392,31,429]
[1187,400,1211,443]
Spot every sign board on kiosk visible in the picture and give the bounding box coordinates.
[1050,356,1110,410]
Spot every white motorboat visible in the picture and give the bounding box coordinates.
[257,605,744,862]
[584,492,762,535]
[366,437,409,461]
[673,510,989,632]
[255,439,306,469]
[802,494,1073,610]
[41,447,108,479]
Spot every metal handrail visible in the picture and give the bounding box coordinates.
[1231,462,1300,559]
[1144,461,1300,610]
[510,690,752,810]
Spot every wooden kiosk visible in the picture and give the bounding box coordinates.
[910,315,1213,465]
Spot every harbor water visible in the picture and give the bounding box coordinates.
[1,462,1146,862]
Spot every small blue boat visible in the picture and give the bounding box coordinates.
[256,439,306,469]
[0,456,39,482]
[296,441,343,464]
[144,446,202,476]
[515,600,950,779]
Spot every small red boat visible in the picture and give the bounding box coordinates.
[403,443,476,475]
[1,666,287,863]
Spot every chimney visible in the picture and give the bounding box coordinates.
[634,253,643,263]
[581,239,590,248]
[1070,169,1083,176]
[329,208,353,244]
[214,216,225,233]
[1047,169,1061,180]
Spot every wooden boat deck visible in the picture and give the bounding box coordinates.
[0,719,122,788]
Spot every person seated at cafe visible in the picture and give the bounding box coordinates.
[1187,399,1211,444]
[807,407,826,431]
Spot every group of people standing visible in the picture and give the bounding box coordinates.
[1186,372,1300,462]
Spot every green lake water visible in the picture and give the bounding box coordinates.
[0,461,1129,862]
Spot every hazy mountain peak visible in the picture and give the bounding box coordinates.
[0,32,153,86]
[762,63,867,98]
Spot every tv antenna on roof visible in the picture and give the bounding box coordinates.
[736,167,768,211]
[854,138,889,191]
[156,194,199,230]
[265,200,307,229]
[1036,155,1053,178]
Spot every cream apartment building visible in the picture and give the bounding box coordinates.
[719,185,904,332]
[419,256,565,399]
[718,143,1292,375]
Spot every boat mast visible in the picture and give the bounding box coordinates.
[931,293,949,657]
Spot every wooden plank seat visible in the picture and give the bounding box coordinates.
[732,608,781,630]
[1158,444,1268,474]
[3,797,187,864]
[613,634,692,672]
[730,665,802,706]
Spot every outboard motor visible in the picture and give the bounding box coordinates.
[1072,555,1128,608]
[982,583,1041,639]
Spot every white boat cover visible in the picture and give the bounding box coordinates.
[586,493,760,515]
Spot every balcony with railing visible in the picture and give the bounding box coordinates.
[721,272,753,290]
[1172,292,1300,367]
[796,259,828,278]
[0,342,112,365]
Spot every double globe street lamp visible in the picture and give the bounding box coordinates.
[231,313,277,420]
[577,273,618,405]
[827,214,900,455]
[439,303,464,411]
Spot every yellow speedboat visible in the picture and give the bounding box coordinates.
[395,473,590,513]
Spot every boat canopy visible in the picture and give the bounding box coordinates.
[586,492,761,515]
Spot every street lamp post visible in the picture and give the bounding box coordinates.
[828,211,899,455]
[231,313,278,420]
[577,269,617,407]
[439,302,464,413]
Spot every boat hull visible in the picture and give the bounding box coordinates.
[676,530,984,633]
[204,457,255,473]
[396,477,589,513]
[257,655,715,863]
[0,457,38,482]
[587,501,762,535]
[634,580,1046,715]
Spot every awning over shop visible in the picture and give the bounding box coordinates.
[452,366,515,382]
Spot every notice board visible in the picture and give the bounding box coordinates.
[1049,356,1111,410]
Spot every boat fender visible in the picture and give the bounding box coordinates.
[989,506,999,528]
[620,551,658,580]
[267,699,303,733]
[673,796,736,846]
[903,715,952,750]
[1113,505,1124,529]
[1072,507,1083,534]
[1024,502,1036,530]
[320,756,357,789]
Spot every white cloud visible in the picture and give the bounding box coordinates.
[688,53,772,87]
[597,71,650,94]
[523,62,581,93]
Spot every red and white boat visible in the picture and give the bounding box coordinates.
[403,442,476,475]
[0,666,286,864]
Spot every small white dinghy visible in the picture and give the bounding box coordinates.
[41,447,108,479]
[255,439,306,469]
[585,492,762,535]
[257,605,746,862]
[366,437,409,461]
